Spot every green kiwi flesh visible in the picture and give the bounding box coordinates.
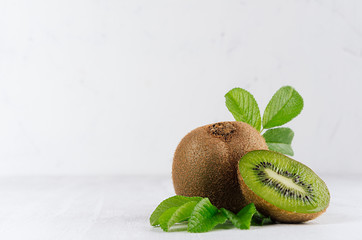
[238,150,330,222]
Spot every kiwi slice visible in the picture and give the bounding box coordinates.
[238,150,330,223]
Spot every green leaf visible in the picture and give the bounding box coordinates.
[263,127,294,143]
[187,198,227,233]
[158,207,179,231]
[220,203,257,230]
[225,88,261,131]
[159,201,198,232]
[262,86,303,129]
[263,127,294,156]
[266,143,294,156]
[251,211,274,226]
[150,195,203,226]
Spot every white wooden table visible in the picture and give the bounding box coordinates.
[0,175,361,240]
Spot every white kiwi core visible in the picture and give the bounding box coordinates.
[264,168,306,194]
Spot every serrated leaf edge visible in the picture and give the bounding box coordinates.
[225,87,261,131]
[150,195,203,226]
[262,86,303,129]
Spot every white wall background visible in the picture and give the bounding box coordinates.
[0,0,362,176]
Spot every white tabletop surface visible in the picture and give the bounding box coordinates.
[0,174,361,240]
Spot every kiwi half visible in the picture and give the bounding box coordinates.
[238,150,330,223]
[172,121,268,212]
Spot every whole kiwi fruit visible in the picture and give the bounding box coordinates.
[172,121,268,212]
[238,150,330,223]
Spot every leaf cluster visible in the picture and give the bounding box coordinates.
[150,196,272,233]
[225,86,303,156]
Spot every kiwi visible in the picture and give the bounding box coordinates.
[172,121,268,212]
[238,150,330,223]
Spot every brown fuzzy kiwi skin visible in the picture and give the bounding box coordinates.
[237,168,328,223]
[172,121,268,213]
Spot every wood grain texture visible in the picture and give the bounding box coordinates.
[0,175,361,240]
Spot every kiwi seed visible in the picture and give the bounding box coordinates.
[172,121,268,212]
[238,150,330,223]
